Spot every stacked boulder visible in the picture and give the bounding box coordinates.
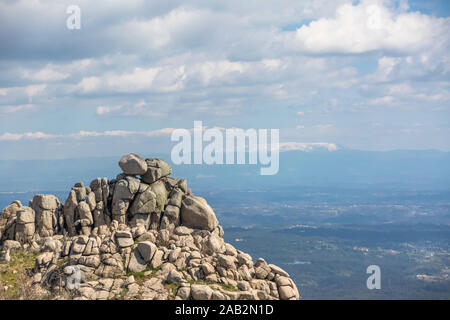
[31,194,62,237]
[0,154,300,300]
[15,206,35,243]
[0,200,22,242]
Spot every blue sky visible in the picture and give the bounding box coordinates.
[0,0,449,159]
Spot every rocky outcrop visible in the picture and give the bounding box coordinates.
[0,154,300,300]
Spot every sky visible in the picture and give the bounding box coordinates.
[0,0,449,159]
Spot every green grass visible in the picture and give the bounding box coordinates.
[56,257,68,268]
[110,288,128,300]
[126,266,162,285]
[187,279,239,292]
[165,282,181,300]
[0,249,39,299]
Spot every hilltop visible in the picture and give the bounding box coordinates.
[0,153,299,300]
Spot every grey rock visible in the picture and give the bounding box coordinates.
[203,234,225,255]
[168,188,184,208]
[87,192,96,211]
[255,258,267,268]
[75,202,93,235]
[130,188,156,215]
[191,284,213,300]
[278,285,296,300]
[128,249,147,273]
[115,230,132,238]
[63,190,78,236]
[115,231,134,248]
[237,281,251,291]
[166,269,183,283]
[119,153,147,175]
[217,254,236,269]
[136,241,157,263]
[2,240,21,251]
[0,201,22,241]
[78,255,101,268]
[255,266,270,279]
[41,238,62,253]
[269,264,290,277]
[73,186,86,202]
[211,291,225,300]
[237,252,253,266]
[76,202,93,225]
[201,262,215,276]
[180,196,218,231]
[177,179,188,194]
[168,247,181,263]
[15,223,35,243]
[163,205,180,224]
[112,179,133,200]
[16,206,35,224]
[176,286,191,299]
[174,226,194,236]
[125,176,140,195]
[111,177,139,224]
[225,243,237,256]
[164,176,180,189]
[149,249,164,269]
[149,180,168,214]
[32,194,61,237]
[32,194,60,210]
[275,276,292,287]
[140,158,172,184]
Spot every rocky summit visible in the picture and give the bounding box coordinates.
[0,154,300,300]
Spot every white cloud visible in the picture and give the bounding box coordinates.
[24,84,46,102]
[0,104,36,115]
[388,83,413,95]
[0,85,47,104]
[113,7,216,50]
[96,105,123,115]
[368,95,394,105]
[146,128,176,137]
[76,59,279,95]
[0,131,58,141]
[262,59,282,69]
[22,66,69,82]
[71,130,145,139]
[279,142,338,152]
[413,91,450,102]
[192,60,246,85]
[288,0,450,54]
[0,128,177,141]
[0,0,449,155]
[77,77,102,93]
[95,100,168,117]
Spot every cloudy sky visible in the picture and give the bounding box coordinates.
[0,0,449,159]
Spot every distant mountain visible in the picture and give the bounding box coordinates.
[0,149,449,193]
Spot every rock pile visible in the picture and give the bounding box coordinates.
[0,154,300,300]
